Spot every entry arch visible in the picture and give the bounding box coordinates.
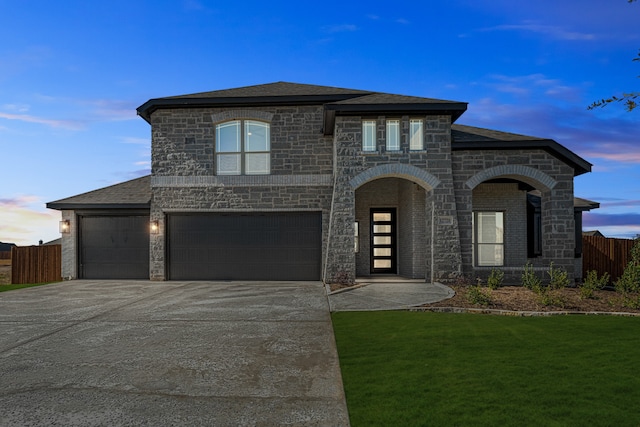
[465,165,557,191]
[349,164,440,191]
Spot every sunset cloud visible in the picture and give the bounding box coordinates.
[0,196,60,245]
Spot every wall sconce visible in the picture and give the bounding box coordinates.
[150,220,159,234]
[59,220,70,234]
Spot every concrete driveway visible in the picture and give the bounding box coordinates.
[0,280,349,426]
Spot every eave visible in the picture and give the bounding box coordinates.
[452,139,593,177]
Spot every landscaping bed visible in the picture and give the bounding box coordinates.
[424,284,640,314]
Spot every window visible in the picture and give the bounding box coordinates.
[362,120,376,152]
[386,120,400,151]
[473,211,504,266]
[216,120,270,175]
[410,119,424,150]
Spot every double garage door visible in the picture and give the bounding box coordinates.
[167,212,322,281]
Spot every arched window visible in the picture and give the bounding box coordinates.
[215,120,270,175]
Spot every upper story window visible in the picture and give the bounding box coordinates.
[362,120,376,152]
[410,119,424,150]
[215,120,270,175]
[386,120,400,151]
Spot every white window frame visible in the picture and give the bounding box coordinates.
[386,119,400,151]
[362,120,376,152]
[410,119,424,150]
[472,211,505,266]
[215,120,270,175]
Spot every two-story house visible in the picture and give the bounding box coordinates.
[47,82,597,283]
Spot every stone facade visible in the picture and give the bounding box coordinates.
[53,83,592,283]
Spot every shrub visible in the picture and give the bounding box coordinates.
[466,285,492,306]
[487,268,504,290]
[615,237,640,296]
[548,262,571,290]
[580,270,610,300]
[521,262,541,290]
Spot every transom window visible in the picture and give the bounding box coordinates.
[410,119,424,150]
[473,211,504,266]
[362,120,376,152]
[216,120,270,175]
[386,119,400,151]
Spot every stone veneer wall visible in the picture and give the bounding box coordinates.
[326,115,461,283]
[148,105,334,281]
[452,149,577,280]
[60,209,76,280]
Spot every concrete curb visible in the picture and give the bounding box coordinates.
[411,306,640,317]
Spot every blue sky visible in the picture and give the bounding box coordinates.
[1,0,639,245]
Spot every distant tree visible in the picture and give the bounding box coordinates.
[588,0,639,112]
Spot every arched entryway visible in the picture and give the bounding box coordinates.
[350,164,439,279]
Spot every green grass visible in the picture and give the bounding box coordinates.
[0,282,57,292]
[332,311,640,426]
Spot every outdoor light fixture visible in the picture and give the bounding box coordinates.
[150,220,159,234]
[59,220,70,234]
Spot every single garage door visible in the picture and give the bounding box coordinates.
[79,215,150,279]
[168,212,322,280]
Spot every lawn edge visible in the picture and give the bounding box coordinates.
[411,306,640,317]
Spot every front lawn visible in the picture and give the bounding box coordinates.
[332,312,640,426]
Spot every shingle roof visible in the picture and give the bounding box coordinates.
[47,175,151,210]
[163,81,371,99]
[137,81,468,123]
[452,124,546,142]
[451,124,592,176]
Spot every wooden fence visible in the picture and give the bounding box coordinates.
[0,251,11,260]
[582,236,636,282]
[11,245,62,284]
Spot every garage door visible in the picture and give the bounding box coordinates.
[79,215,150,279]
[168,212,322,280]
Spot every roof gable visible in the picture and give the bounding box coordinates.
[451,124,592,176]
[47,175,151,210]
[137,81,467,123]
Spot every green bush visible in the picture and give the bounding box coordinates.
[580,270,610,300]
[521,262,541,290]
[615,237,640,297]
[465,285,492,306]
[487,268,504,290]
[548,262,571,290]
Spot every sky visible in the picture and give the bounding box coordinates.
[1,0,639,245]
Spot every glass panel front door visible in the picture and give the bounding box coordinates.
[371,208,396,274]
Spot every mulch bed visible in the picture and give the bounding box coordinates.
[424,285,640,314]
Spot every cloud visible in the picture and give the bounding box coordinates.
[120,136,150,145]
[482,74,582,102]
[395,18,410,25]
[0,196,60,245]
[322,24,358,33]
[0,112,85,130]
[584,212,640,227]
[479,22,596,41]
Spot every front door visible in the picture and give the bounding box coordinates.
[370,208,397,274]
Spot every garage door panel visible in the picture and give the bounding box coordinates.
[80,216,150,279]
[168,213,321,281]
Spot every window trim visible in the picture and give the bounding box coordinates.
[386,119,400,151]
[362,120,377,152]
[472,211,505,267]
[409,119,424,151]
[215,119,270,175]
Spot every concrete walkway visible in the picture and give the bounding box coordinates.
[328,280,455,312]
[0,280,349,426]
